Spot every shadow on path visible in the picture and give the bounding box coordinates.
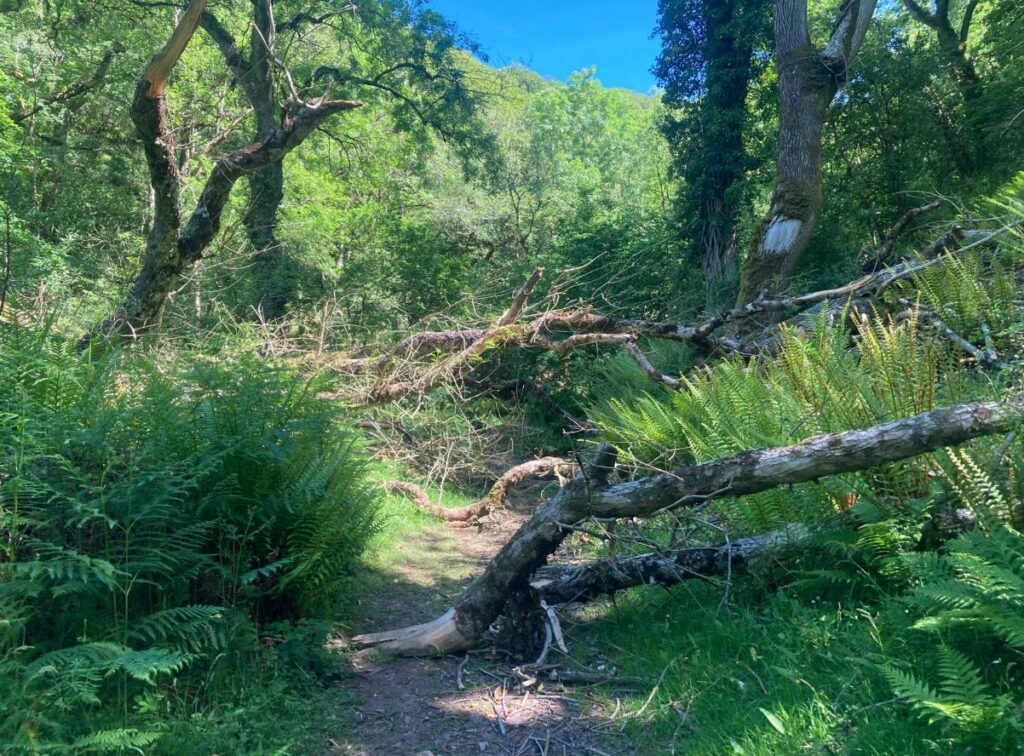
[321,496,636,756]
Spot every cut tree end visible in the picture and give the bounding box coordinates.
[351,608,474,656]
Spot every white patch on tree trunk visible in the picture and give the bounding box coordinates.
[762,216,803,256]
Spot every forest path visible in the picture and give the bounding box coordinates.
[323,488,629,756]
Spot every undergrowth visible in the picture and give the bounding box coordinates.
[0,324,379,751]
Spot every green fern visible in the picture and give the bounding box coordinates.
[0,323,380,748]
[883,646,1012,732]
[592,315,946,535]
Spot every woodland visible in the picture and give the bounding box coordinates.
[2,0,1024,752]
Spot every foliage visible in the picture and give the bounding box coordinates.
[593,314,965,536]
[0,324,378,749]
[874,520,1024,747]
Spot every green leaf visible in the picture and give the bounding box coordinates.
[759,707,787,735]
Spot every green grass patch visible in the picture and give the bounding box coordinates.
[582,580,987,755]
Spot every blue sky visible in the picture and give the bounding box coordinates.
[426,1,661,93]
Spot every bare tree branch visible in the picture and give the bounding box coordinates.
[382,457,577,525]
[355,393,1024,655]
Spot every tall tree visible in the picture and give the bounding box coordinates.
[654,0,767,313]
[197,0,484,319]
[83,0,365,344]
[736,0,878,308]
[82,0,485,341]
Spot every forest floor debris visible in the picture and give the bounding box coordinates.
[324,491,631,755]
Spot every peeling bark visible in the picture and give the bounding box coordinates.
[737,0,878,307]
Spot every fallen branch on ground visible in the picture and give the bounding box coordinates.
[353,392,1024,656]
[341,223,1006,403]
[532,525,808,605]
[382,456,577,525]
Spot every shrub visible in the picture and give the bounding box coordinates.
[0,324,378,748]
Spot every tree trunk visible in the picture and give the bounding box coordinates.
[246,162,286,318]
[900,0,984,175]
[82,1,361,347]
[656,0,760,313]
[535,526,806,605]
[901,0,982,99]
[737,0,878,307]
[354,393,1024,655]
[695,1,758,313]
[201,3,289,319]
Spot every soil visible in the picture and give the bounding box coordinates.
[321,491,636,756]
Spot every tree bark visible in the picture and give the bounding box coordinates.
[535,526,806,605]
[656,0,761,313]
[82,1,361,347]
[901,0,982,98]
[382,457,577,524]
[354,393,1024,655]
[201,4,288,318]
[737,0,878,308]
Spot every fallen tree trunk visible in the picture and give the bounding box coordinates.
[340,222,1006,404]
[533,525,807,605]
[381,456,576,524]
[353,392,1024,655]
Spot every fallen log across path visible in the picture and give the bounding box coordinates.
[353,392,1024,656]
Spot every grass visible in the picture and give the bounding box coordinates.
[577,579,986,755]
[336,462,486,630]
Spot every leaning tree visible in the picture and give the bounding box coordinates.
[85,0,485,343]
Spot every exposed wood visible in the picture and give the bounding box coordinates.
[143,0,207,96]
[381,456,577,524]
[737,0,878,308]
[355,393,1024,655]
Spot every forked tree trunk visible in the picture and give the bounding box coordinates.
[737,0,878,307]
[201,2,289,319]
[901,0,982,99]
[354,394,1024,655]
[82,0,361,347]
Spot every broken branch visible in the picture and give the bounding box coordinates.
[382,456,577,524]
[355,392,1024,655]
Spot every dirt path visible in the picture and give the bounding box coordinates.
[323,494,631,756]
